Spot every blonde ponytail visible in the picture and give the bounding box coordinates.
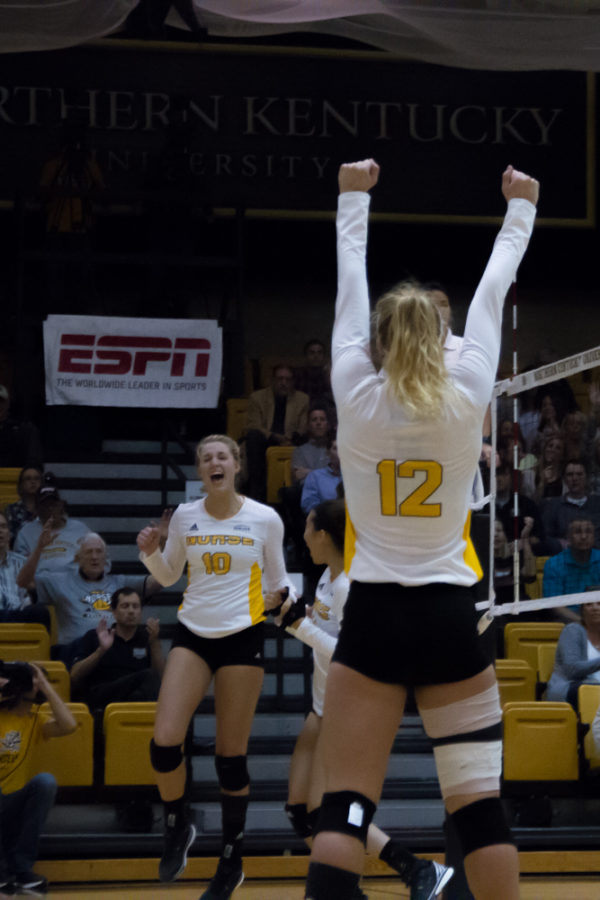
[375,281,451,419]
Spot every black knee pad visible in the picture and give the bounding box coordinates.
[451,796,515,857]
[285,802,312,839]
[313,791,376,845]
[215,754,249,792]
[149,738,183,774]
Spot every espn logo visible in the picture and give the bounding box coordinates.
[58,334,211,376]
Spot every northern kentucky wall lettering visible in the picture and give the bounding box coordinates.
[0,43,592,222]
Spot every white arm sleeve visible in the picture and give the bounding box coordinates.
[262,509,297,599]
[331,191,375,405]
[288,617,337,661]
[139,506,187,587]
[453,197,536,408]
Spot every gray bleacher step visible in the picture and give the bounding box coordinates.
[193,713,426,740]
[192,753,436,786]
[62,489,186,505]
[102,440,193,455]
[47,462,196,479]
[80,517,170,533]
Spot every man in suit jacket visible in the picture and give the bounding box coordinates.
[245,364,309,501]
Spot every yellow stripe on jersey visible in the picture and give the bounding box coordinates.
[178,561,192,613]
[462,510,483,581]
[248,561,267,625]
[344,504,356,576]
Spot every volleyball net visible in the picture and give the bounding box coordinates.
[477,343,600,618]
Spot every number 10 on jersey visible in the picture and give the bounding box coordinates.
[377,459,443,517]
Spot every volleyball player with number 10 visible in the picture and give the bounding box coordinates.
[137,434,294,900]
[304,162,539,900]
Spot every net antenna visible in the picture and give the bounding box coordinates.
[480,342,600,618]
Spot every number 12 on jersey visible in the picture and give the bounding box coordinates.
[377,459,443,517]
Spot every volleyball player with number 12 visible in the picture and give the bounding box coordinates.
[305,161,539,900]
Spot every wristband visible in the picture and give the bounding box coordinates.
[280,598,306,629]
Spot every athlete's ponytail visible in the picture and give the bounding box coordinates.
[374,280,450,419]
[312,499,346,555]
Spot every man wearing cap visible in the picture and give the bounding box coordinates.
[0,386,43,469]
[13,483,89,579]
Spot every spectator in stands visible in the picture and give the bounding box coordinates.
[70,586,164,709]
[497,431,537,499]
[291,407,331,485]
[535,434,565,501]
[301,440,342,515]
[280,406,332,566]
[543,518,600,623]
[244,364,309,501]
[495,462,543,553]
[0,387,43,469]
[18,532,161,662]
[0,511,50,630]
[14,481,89,578]
[561,409,591,465]
[293,339,334,418]
[493,516,536,606]
[4,467,42,547]
[0,660,76,895]
[592,697,600,754]
[531,392,565,455]
[589,434,600,496]
[546,601,600,707]
[541,460,600,554]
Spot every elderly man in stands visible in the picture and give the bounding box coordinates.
[70,585,164,709]
[14,482,89,577]
[0,511,50,630]
[245,363,309,501]
[543,518,600,623]
[17,532,161,663]
[541,460,600,555]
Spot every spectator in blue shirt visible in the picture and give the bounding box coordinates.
[543,517,600,623]
[301,440,342,515]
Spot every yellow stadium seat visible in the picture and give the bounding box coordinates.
[504,621,563,676]
[226,397,249,442]
[103,702,157,785]
[0,624,50,661]
[503,701,579,781]
[537,643,557,685]
[32,660,70,701]
[578,684,600,771]
[28,702,93,786]
[495,658,536,706]
[266,445,294,505]
[0,467,20,507]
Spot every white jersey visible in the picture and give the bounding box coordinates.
[333,191,536,586]
[141,496,292,638]
[287,567,349,716]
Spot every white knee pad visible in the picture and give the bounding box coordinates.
[419,684,502,800]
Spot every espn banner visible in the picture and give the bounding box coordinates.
[43,315,222,408]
